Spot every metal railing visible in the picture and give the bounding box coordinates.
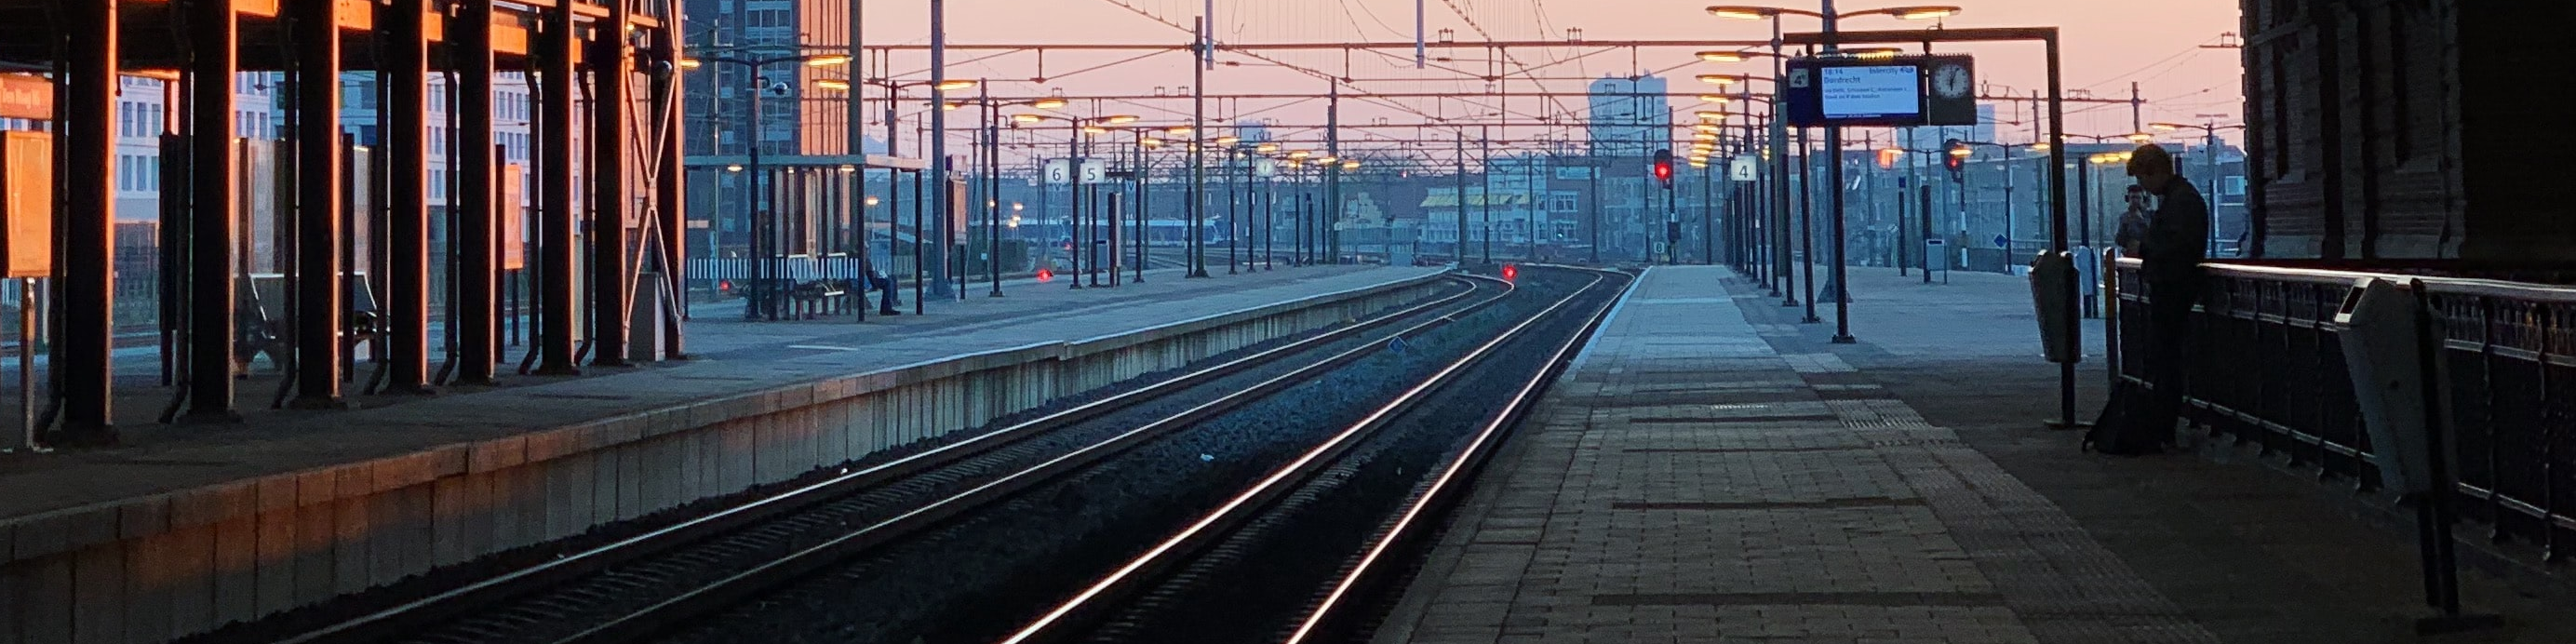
[2113,257,2576,557]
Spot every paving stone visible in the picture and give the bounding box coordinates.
[1377,266,2219,644]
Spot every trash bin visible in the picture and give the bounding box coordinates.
[2029,250,2079,364]
[2334,277,2435,495]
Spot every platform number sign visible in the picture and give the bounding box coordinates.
[1048,158,1109,184]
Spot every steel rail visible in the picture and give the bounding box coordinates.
[999,267,1612,644]
[1286,264,1631,643]
[535,273,1518,644]
[280,275,1494,644]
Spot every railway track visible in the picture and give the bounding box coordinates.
[259,273,1512,644]
[996,265,1630,644]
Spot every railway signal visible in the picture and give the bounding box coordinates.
[1944,139,1967,180]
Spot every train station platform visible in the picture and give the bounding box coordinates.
[1375,265,2576,644]
[0,263,1446,644]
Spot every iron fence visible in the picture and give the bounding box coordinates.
[2113,258,2576,558]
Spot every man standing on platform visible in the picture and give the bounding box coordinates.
[2091,143,2207,454]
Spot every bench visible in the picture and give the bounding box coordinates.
[235,273,384,375]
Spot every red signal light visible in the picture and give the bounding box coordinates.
[1036,268,1054,283]
[1651,149,1675,187]
[1501,264,1519,281]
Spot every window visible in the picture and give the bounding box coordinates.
[2222,176,2247,196]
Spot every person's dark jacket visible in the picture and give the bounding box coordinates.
[2140,178,2209,286]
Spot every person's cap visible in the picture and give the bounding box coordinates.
[2126,143,2172,177]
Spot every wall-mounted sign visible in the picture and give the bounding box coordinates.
[0,74,49,121]
[1783,55,1976,128]
[501,164,527,270]
[1,132,51,277]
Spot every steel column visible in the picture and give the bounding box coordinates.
[1187,17,1207,278]
[454,0,499,383]
[181,0,241,422]
[534,2,581,375]
[1325,86,1339,263]
[1226,148,1237,275]
[288,0,348,409]
[591,4,632,367]
[60,0,118,439]
[928,0,952,298]
[382,0,434,393]
[2046,34,2079,425]
[654,2,688,357]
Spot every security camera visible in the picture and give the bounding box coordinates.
[766,81,792,97]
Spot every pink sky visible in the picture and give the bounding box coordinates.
[845,0,2243,152]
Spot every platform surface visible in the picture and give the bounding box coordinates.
[1376,264,2576,644]
[0,264,1439,523]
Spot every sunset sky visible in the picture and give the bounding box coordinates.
[838,0,2244,154]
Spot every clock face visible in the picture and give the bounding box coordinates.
[1933,64,1972,99]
